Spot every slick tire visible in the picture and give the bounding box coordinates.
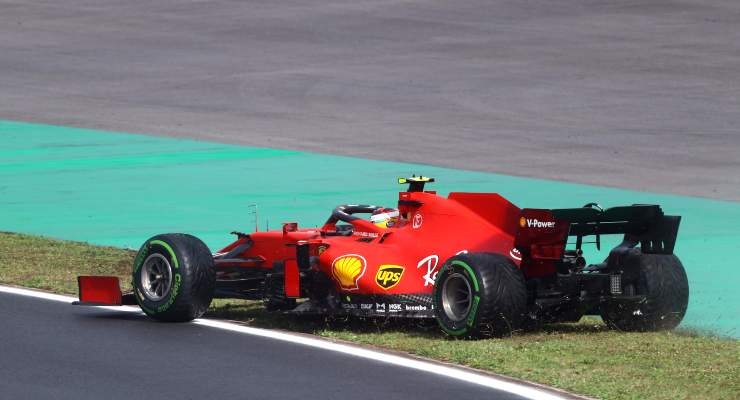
[601,252,689,331]
[133,233,216,322]
[433,253,527,338]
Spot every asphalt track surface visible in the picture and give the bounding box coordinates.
[1,0,739,201]
[0,289,574,400]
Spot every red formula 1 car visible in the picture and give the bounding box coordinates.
[77,176,689,337]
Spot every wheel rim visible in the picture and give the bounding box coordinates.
[140,253,173,301]
[441,272,473,322]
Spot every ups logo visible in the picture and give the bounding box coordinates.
[375,265,404,290]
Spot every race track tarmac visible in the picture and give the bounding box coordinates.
[0,291,546,400]
[1,0,739,200]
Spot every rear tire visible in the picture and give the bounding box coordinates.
[433,253,527,338]
[133,233,216,322]
[601,252,689,331]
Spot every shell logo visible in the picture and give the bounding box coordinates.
[331,254,367,291]
[519,216,526,228]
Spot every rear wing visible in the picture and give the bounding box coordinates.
[552,204,681,254]
[515,204,681,262]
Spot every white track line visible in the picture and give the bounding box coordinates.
[0,285,572,400]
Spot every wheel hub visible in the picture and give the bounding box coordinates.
[441,272,473,322]
[140,253,173,301]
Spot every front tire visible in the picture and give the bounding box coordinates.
[601,252,689,331]
[433,253,527,338]
[133,234,216,322]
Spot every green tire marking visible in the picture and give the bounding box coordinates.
[450,260,480,291]
[134,288,155,314]
[466,295,481,328]
[157,273,182,312]
[132,242,150,273]
[450,260,481,328]
[435,268,467,335]
[150,240,179,269]
[437,260,483,334]
[134,238,181,314]
[437,320,467,336]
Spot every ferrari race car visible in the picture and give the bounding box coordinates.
[77,176,689,338]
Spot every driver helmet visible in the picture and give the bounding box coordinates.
[370,208,400,228]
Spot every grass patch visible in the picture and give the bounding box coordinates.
[1,231,738,400]
[0,231,135,293]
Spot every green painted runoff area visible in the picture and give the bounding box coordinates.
[1,120,738,337]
